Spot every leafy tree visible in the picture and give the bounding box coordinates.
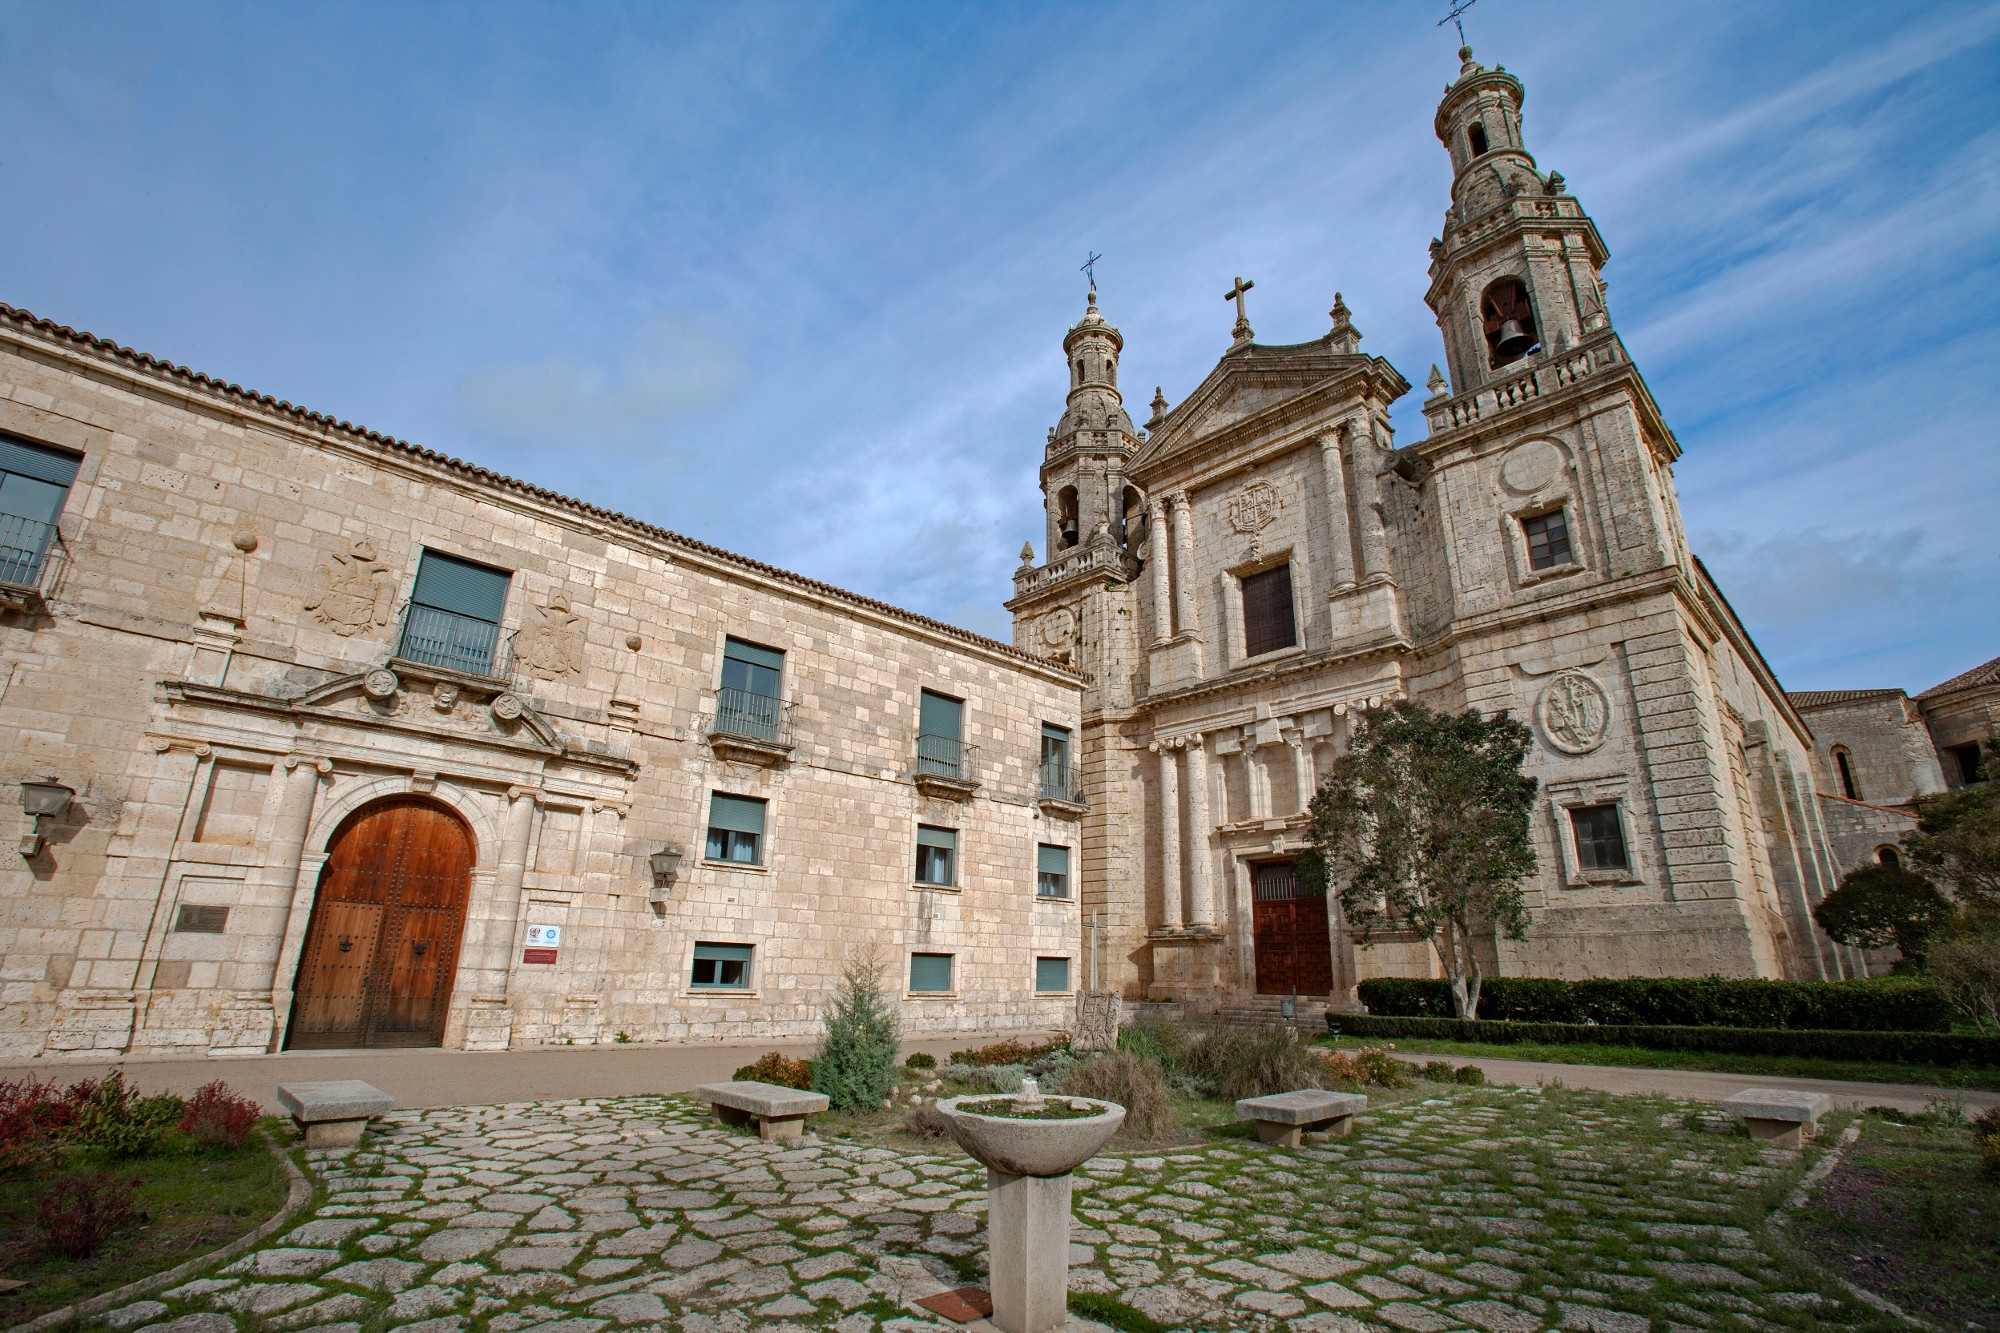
[810,954,901,1112]
[1811,863,1954,963]
[1906,748,2000,911]
[1297,701,1538,1020]
[1927,922,2000,1031]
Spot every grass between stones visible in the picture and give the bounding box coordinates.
[1370,1033,2000,1089]
[0,1119,295,1326]
[1792,1111,2000,1329]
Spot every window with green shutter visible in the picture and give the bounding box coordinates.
[1039,724,1072,800]
[706,793,767,864]
[0,434,81,589]
[690,942,753,989]
[718,637,784,741]
[1036,843,1070,899]
[917,690,965,777]
[1035,956,1071,993]
[401,549,512,676]
[909,952,953,993]
[915,825,957,886]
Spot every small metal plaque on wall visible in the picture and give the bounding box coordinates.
[522,922,562,965]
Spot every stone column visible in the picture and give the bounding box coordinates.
[266,756,331,1040]
[490,787,540,996]
[1349,417,1392,582]
[988,1169,1074,1333]
[1318,430,1358,591]
[1148,499,1173,640]
[1155,743,1183,932]
[1247,743,1271,820]
[1168,491,1199,637]
[1288,736,1314,814]
[1185,735,1216,930]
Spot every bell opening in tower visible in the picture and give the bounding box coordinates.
[1468,121,1489,156]
[1480,276,1541,368]
[1057,486,1080,549]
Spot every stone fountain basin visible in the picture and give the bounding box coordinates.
[935,1095,1126,1177]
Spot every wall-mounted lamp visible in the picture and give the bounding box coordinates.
[647,845,685,904]
[19,776,73,857]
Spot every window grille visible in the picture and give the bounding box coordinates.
[400,550,511,676]
[1570,804,1629,871]
[717,638,784,741]
[917,690,968,778]
[1241,564,1297,657]
[1522,511,1572,571]
[1251,859,1324,900]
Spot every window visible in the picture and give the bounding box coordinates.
[909,952,954,993]
[1480,276,1541,368]
[1833,747,1860,800]
[400,550,511,676]
[173,905,228,934]
[705,793,767,864]
[1040,723,1073,800]
[1252,859,1323,900]
[1522,510,1572,571]
[1570,804,1629,872]
[1949,742,1986,786]
[1035,956,1071,993]
[917,690,966,778]
[1877,846,1902,869]
[915,825,957,886]
[718,637,784,741]
[1056,487,1080,549]
[690,942,752,990]
[1468,122,1489,156]
[0,435,81,589]
[1241,563,1297,658]
[1037,844,1071,899]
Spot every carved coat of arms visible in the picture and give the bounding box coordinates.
[1228,481,1283,556]
[514,594,586,680]
[304,541,395,635]
[1538,668,1612,754]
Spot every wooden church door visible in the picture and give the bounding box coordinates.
[1250,860,1334,996]
[288,798,474,1049]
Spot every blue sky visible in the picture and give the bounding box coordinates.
[4,0,1995,692]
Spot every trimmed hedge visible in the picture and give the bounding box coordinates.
[1333,1012,2000,1068]
[1355,974,1953,1032]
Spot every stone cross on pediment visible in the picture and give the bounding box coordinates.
[1225,275,1256,344]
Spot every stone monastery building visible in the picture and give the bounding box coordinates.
[0,48,1901,1059]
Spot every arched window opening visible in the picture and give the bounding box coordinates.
[1833,747,1860,801]
[1468,122,1489,156]
[1876,846,1901,869]
[1057,487,1080,549]
[1118,486,1146,550]
[1480,277,1541,369]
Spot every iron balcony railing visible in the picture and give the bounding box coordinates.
[0,514,60,593]
[915,734,979,783]
[395,602,508,679]
[1039,760,1085,804]
[709,686,793,747]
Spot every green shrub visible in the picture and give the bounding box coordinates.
[1334,1013,2000,1067]
[1356,974,1953,1032]
[1351,1048,1413,1088]
[905,1052,937,1070]
[72,1072,184,1157]
[733,1052,814,1090]
[810,958,901,1112]
[1056,1051,1175,1141]
[1421,1060,1457,1082]
[1453,1063,1487,1086]
[946,1037,1069,1067]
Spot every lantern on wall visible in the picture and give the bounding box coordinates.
[19,776,73,857]
[647,845,685,904]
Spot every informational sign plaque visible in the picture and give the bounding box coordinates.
[522,922,562,965]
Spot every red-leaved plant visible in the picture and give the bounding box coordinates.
[0,1076,92,1174]
[35,1172,139,1258]
[179,1081,260,1149]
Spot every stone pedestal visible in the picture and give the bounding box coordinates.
[987,1169,1073,1333]
[1145,928,1224,1001]
[1326,580,1405,652]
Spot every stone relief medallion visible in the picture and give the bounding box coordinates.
[491,693,525,721]
[304,540,395,634]
[514,593,586,680]
[1228,481,1282,557]
[1039,606,1077,647]
[1500,439,1566,495]
[362,668,399,700]
[1539,668,1612,754]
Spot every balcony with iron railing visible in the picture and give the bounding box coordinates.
[913,734,981,799]
[0,515,65,612]
[1038,760,1087,811]
[392,602,510,681]
[705,686,795,765]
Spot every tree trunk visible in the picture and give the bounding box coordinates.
[1438,919,1472,1019]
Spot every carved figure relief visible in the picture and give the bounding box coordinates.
[1539,668,1611,754]
[304,541,395,634]
[514,594,585,681]
[1228,481,1282,557]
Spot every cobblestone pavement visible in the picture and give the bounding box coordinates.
[102,1088,1899,1333]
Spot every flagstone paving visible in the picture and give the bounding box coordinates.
[100,1087,1902,1332]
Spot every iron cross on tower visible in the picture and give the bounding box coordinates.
[1081,251,1102,293]
[1438,0,1481,49]
[1225,275,1256,343]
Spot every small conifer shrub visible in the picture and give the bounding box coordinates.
[811,956,901,1112]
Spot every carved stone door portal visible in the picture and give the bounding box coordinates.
[1250,860,1334,997]
[287,797,474,1049]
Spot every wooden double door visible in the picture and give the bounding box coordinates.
[1251,860,1335,996]
[287,798,474,1049]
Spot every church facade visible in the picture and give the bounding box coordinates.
[1006,49,1865,1006]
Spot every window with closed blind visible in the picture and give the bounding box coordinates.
[717,637,784,741]
[690,942,752,989]
[705,793,767,865]
[400,550,512,677]
[1035,956,1071,993]
[1036,844,1070,899]
[917,690,966,778]
[1241,564,1297,658]
[909,952,953,993]
[0,434,81,590]
[915,825,957,886]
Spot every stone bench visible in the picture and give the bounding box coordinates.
[1723,1088,1832,1148]
[1235,1089,1368,1147]
[695,1080,830,1141]
[276,1079,394,1150]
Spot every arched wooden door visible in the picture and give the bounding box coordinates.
[287,798,474,1049]
[1251,859,1334,996]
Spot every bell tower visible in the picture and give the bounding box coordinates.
[1426,46,1612,395]
[1040,291,1145,563]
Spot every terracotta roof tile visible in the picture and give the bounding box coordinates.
[0,301,1083,683]
[1916,653,2000,702]
[1787,688,1905,710]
